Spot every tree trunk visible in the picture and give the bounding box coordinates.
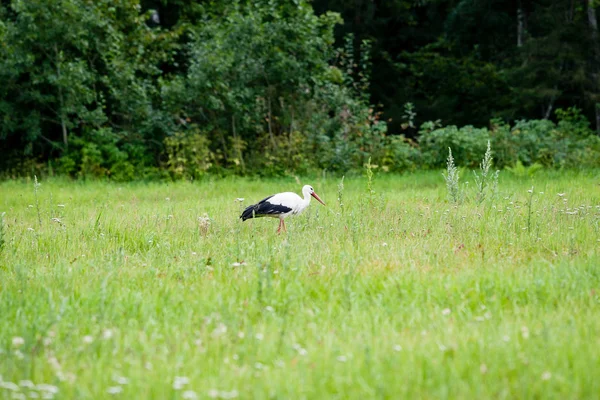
[59,89,68,148]
[267,95,275,148]
[544,89,557,120]
[54,44,68,148]
[517,0,525,47]
[232,115,245,172]
[589,0,599,38]
[587,0,600,133]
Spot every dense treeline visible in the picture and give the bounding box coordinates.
[1,0,599,179]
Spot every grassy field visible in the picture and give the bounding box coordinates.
[1,170,599,399]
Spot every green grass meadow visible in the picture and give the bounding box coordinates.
[1,171,600,399]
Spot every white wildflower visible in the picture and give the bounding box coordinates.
[106,386,122,395]
[442,308,451,316]
[208,389,219,398]
[255,333,264,341]
[19,381,34,389]
[82,335,94,344]
[102,329,113,340]
[12,337,25,347]
[36,384,58,394]
[182,391,198,400]
[221,390,239,399]
[393,345,402,352]
[1,381,20,391]
[113,376,129,385]
[541,371,552,380]
[337,356,347,363]
[212,323,227,337]
[173,376,189,390]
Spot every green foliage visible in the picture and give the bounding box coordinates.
[163,130,213,180]
[1,0,600,179]
[382,135,421,172]
[419,125,491,168]
[505,160,544,178]
[418,108,600,171]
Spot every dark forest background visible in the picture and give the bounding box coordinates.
[1,0,599,179]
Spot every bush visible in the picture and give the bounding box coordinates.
[419,125,490,168]
[382,135,421,172]
[163,129,213,180]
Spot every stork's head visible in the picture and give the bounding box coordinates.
[303,185,326,206]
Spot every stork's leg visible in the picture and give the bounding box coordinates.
[282,219,287,233]
[277,219,283,234]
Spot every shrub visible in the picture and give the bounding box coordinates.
[419,125,490,168]
[163,130,213,180]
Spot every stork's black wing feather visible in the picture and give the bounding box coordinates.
[240,195,292,221]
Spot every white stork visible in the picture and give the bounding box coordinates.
[240,185,326,233]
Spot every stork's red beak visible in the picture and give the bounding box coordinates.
[311,191,326,206]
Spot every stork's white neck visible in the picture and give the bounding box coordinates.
[300,187,312,209]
